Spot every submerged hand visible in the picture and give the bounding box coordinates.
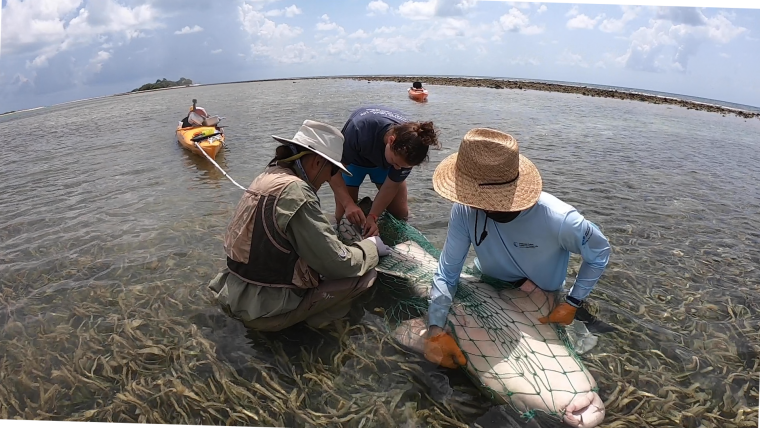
[538,302,578,325]
[424,330,467,369]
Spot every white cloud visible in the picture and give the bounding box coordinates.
[507,2,533,9]
[243,0,281,6]
[316,14,345,34]
[537,5,547,14]
[497,8,544,35]
[499,8,529,31]
[325,39,366,62]
[367,0,389,15]
[265,5,302,17]
[125,29,146,40]
[369,35,421,55]
[433,18,493,45]
[26,52,54,69]
[655,6,707,26]
[86,50,112,73]
[174,25,203,35]
[567,14,604,30]
[435,0,477,17]
[349,29,371,39]
[327,39,347,55]
[1,0,82,55]
[617,8,746,73]
[239,1,307,63]
[66,0,162,40]
[520,25,544,35]
[511,56,540,65]
[239,3,303,40]
[398,0,437,20]
[557,49,588,67]
[599,6,639,33]
[566,5,579,17]
[422,17,469,39]
[211,49,223,54]
[397,0,475,20]
[375,26,397,34]
[251,41,316,64]
[2,0,161,58]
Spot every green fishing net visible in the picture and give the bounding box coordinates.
[335,201,600,424]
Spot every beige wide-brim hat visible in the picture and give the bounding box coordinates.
[432,128,542,212]
[272,119,352,176]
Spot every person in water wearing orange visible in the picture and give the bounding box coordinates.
[330,106,440,238]
[423,127,611,369]
[408,82,428,102]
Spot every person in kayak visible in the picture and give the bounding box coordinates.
[181,99,209,128]
[422,127,612,369]
[330,106,440,238]
[208,120,391,331]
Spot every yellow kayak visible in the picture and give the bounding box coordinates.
[176,125,225,160]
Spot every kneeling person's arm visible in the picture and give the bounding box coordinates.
[283,187,379,280]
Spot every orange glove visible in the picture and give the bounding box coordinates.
[424,332,467,369]
[538,302,578,325]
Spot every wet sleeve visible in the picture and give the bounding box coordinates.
[281,184,380,280]
[429,203,472,329]
[557,210,611,304]
[387,167,412,182]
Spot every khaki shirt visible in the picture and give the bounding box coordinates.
[221,179,379,320]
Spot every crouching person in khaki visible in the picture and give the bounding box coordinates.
[208,120,391,331]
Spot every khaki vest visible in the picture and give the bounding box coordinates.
[224,165,320,289]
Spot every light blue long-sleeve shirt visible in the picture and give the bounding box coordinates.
[428,192,611,329]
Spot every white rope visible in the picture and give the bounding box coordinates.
[193,140,248,191]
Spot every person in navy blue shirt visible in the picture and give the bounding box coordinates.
[330,106,439,237]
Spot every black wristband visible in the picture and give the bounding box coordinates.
[566,295,583,308]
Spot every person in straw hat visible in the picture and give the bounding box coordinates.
[208,120,392,331]
[423,127,611,369]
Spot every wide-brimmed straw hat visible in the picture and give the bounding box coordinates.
[432,128,542,212]
[272,120,352,176]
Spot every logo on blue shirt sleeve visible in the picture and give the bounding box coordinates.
[582,224,592,245]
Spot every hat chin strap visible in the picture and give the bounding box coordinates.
[287,144,325,196]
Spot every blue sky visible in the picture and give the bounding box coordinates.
[1,0,758,112]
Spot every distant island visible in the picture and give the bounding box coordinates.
[131,77,193,93]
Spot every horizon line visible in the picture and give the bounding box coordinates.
[3,73,759,115]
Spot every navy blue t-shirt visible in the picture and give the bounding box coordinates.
[340,106,413,182]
